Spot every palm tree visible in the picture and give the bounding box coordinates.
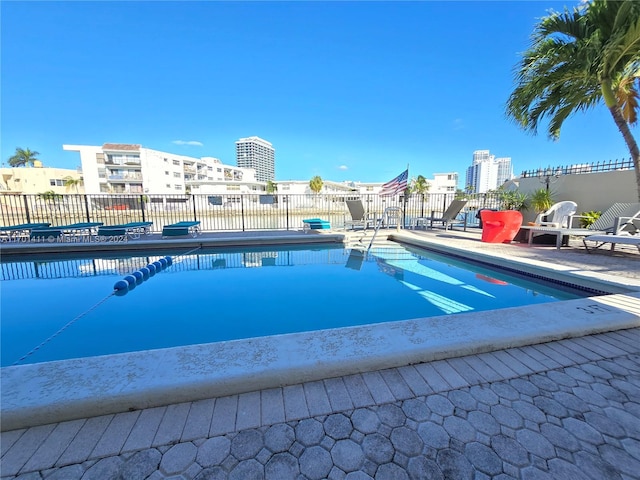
[309,176,323,194]
[266,180,278,194]
[63,176,83,193]
[8,147,40,168]
[38,190,62,213]
[506,0,640,200]
[410,175,430,216]
[412,175,430,195]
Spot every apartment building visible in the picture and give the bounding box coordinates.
[465,150,513,193]
[63,143,262,196]
[235,136,275,182]
[0,163,84,195]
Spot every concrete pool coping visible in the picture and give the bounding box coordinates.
[2,230,640,431]
[0,229,346,257]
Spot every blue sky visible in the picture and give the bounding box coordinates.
[1,1,635,186]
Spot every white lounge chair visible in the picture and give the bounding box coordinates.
[583,232,640,253]
[534,201,577,228]
[528,202,640,249]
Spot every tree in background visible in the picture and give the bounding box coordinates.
[8,147,40,168]
[506,0,640,200]
[63,176,83,193]
[38,190,63,213]
[266,180,278,194]
[309,176,323,194]
[411,175,430,195]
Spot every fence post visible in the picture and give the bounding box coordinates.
[192,195,197,222]
[140,194,147,222]
[241,195,245,231]
[83,195,91,222]
[286,195,289,231]
[23,195,32,224]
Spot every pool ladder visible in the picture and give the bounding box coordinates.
[367,207,404,251]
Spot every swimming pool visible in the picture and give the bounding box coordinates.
[1,243,594,367]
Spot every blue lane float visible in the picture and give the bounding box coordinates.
[113,256,172,296]
[123,275,137,290]
[139,267,150,280]
[132,271,144,285]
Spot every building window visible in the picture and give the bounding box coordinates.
[165,171,169,175]
[166,184,171,188]
[175,184,183,190]
[173,160,180,166]
[174,172,181,178]
[49,179,65,187]
[164,158,168,163]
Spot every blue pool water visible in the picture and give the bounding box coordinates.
[1,244,591,366]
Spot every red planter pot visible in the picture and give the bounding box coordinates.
[480,210,523,243]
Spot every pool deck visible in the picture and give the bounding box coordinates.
[2,228,640,479]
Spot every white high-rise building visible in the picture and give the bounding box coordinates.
[235,136,275,182]
[465,150,513,193]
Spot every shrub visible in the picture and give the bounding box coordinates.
[579,210,601,228]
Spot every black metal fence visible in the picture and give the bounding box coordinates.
[520,157,634,178]
[0,192,505,232]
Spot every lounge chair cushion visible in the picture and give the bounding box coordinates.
[303,218,331,230]
[162,227,190,236]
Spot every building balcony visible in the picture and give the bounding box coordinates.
[108,174,143,182]
[105,159,141,167]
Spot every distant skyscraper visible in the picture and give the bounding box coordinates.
[465,150,513,193]
[235,136,275,182]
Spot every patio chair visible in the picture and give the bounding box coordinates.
[0,222,50,242]
[583,232,640,253]
[527,202,640,249]
[533,201,577,228]
[380,206,404,230]
[96,226,128,242]
[98,222,153,240]
[412,199,468,230]
[345,199,376,230]
[162,221,200,238]
[29,228,63,243]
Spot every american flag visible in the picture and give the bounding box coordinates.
[378,169,409,196]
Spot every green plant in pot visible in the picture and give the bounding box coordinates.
[528,188,553,225]
[579,210,601,228]
[499,190,528,211]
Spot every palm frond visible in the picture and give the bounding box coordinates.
[616,76,640,125]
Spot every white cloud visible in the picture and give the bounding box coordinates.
[338,165,348,170]
[172,140,204,146]
[452,119,464,131]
